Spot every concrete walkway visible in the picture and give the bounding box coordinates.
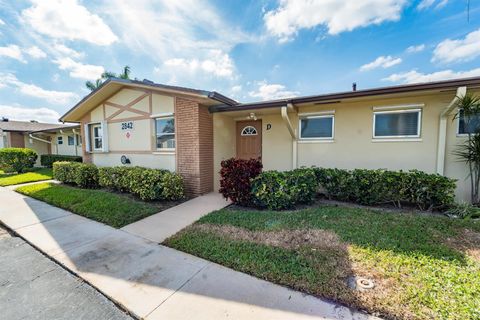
[122,192,230,243]
[0,187,376,320]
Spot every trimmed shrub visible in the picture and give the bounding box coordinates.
[160,172,185,201]
[40,154,82,168]
[251,168,317,210]
[0,148,37,173]
[53,161,80,184]
[219,158,263,205]
[313,167,456,210]
[74,163,98,188]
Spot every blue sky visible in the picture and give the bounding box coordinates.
[0,0,480,123]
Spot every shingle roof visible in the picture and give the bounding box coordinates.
[0,120,76,133]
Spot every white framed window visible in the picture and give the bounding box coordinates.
[76,134,82,146]
[57,136,63,145]
[67,135,74,146]
[91,124,103,151]
[457,109,480,135]
[373,109,421,139]
[299,115,334,140]
[241,126,258,136]
[155,116,175,149]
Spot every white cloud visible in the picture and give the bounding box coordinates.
[0,18,5,26]
[51,43,84,59]
[248,81,299,101]
[163,50,235,79]
[417,0,448,10]
[264,0,407,42]
[406,44,425,53]
[383,68,480,84]
[0,73,77,104]
[0,105,60,123]
[25,46,47,59]
[360,55,402,71]
[103,1,250,80]
[231,85,242,93]
[433,29,480,64]
[53,57,104,80]
[0,45,26,62]
[22,0,118,46]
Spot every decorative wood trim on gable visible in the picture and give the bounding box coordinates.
[105,92,151,122]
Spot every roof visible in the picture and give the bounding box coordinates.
[210,76,480,113]
[60,78,237,122]
[0,120,76,133]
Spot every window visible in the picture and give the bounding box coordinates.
[241,126,257,136]
[91,124,103,151]
[457,109,480,135]
[68,135,74,146]
[57,136,63,145]
[155,117,175,149]
[299,115,334,139]
[373,109,421,138]
[76,134,82,146]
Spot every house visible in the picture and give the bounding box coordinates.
[0,119,82,165]
[60,77,480,201]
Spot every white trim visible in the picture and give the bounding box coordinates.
[240,125,258,136]
[152,150,175,155]
[298,139,334,144]
[455,108,480,137]
[154,116,175,150]
[150,112,174,118]
[298,110,335,116]
[371,138,422,143]
[91,123,103,151]
[372,103,424,111]
[299,114,335,140]
[372,108,422,139]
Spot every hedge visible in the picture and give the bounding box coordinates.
[0,148,37,173]
[219,158,263,206]
[313,167,456,210]
[40,154,82,168]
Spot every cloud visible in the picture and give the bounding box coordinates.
[360,55,402,71]
[248,81,299,101]
[264,0,408,42]
[25,46,47,59]
[432,28,480,64]
[0,18,5,26]
[0,105,60,123]
[231,85,242,93]
[22,0,118,46]
[0,45,26,62]
[406,44,425,53]
[51,43,84,59]
[163,50,235,79]
[0,73,77,104]
[53,57,104,80]
[417,0,448,10]
[102,1,250,79]
[383,68,480,84]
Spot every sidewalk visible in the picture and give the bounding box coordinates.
[0,186,376,320]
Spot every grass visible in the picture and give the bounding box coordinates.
[16,182,160,228]
[0,168,53,186]
[165,206,480,320]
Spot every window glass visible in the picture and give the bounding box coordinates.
[92,124,102,150]
[57,136,63,145]
[68,135,74,145]
[458,109,480,135]
[374,111,420,137]
[300,116,333,139]
[155,117,175,149]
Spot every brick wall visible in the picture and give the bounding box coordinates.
[175,97,213,196]
[80,113,92,163]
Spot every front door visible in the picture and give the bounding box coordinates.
[236,120,262,160]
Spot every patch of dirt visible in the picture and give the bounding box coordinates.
[445,228,480,262]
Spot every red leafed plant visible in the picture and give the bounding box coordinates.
[219,158,263,205]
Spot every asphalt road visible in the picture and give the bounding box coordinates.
[0,226,133,320]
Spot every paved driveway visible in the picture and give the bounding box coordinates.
[0,227,132,320]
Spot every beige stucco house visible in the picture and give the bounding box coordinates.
[60,77,480,201]
[0,119,82,165]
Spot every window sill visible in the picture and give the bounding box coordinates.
[153,150,175,155]
[298,139,334,144]
[371,138,422,143]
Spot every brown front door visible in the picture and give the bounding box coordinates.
[236,120,262,160]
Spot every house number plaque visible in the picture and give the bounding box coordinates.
[121,121,134,130]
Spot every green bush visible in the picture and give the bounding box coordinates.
[53,161,79,184]
[251,168,317,210]
[445,202,480,219]
[313,167,456,210]
[160,172,185,201]
[74,163,98,189]
[0,148,37,173]
[40,154,82,168]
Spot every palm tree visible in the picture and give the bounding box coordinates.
[85,66,132,91]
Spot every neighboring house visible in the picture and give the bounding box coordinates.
[0,119,81,165]
[60,77,480,201]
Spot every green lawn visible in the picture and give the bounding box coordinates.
[0,168,53,186]
[165,206,480,320]
[16,182,160,228]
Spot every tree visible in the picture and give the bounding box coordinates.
[453,93,480,204]
[85,66,131,91]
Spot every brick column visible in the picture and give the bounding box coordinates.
[175,97,213,196]
[80,113,92,163]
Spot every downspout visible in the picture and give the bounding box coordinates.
[29,133,51,145]
[281,103,298,169]
[436,86,467,175]
[72,128,79,156]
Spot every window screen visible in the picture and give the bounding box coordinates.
[300,116,334,139]
[458,109,480,135]
[374,110,420,137]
